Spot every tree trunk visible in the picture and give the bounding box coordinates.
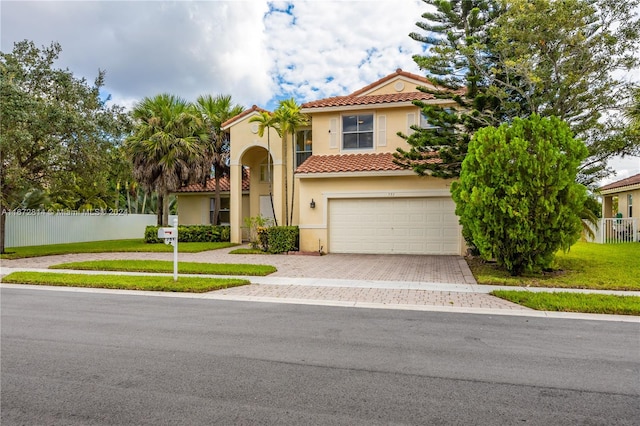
[267,134,278,226]
[162,195,170,226]
[0,205,6,254]
[156,193,163,226]
[115,181,120,212]
[213,167,222,225]
[283,134,289,226]
[290,131,296,226]
[126,181,132,214]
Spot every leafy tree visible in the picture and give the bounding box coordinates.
[396,0,640,184]
[249,110,281,225]
[628,87,640,127]
[0,40,128,253]
[195,94,244,225]
[124,94,208,226]
[451,115,588,275]
[624,86,640,153]
[273,98,309,225]
[490,0,640,184]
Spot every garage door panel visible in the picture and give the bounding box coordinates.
[329,197,460,255]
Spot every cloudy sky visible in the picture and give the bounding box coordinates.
[1,0,638,182]
[1,0,427,110]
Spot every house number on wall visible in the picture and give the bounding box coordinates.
[388,193,395,197]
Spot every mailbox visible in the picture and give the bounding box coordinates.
[158,219,179,281]
[158,227,176,239]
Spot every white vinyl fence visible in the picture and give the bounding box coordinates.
[584,218,638,244]
[4,212,177,248]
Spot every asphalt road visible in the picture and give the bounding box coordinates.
[1,287,639,425]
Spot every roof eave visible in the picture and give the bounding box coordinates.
[296,170,417,179]
[600,183,640,195]
[300,100,447,114]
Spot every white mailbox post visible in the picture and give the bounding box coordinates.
[158,218,178,281]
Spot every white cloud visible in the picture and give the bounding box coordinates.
[263,0,425,104]
[1,0,426,110]
[1,0,274,109]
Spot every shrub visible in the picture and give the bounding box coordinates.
[144,225,231,243]
[243,216,273,249]
[451,115,588,276]
[258,226,299,254]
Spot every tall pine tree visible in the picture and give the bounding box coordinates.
[394,0,504,178]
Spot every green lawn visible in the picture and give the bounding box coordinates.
[1,272,248,293]
[469,242,640,291]
[49,260,276,276]
[1,240,237,259]
[492,290,640,316]
[229,248,269,255]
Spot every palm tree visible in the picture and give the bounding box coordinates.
[125,94,208,226]
[274,98,309,225]
[248,110,280,226]
[195,94,244,225]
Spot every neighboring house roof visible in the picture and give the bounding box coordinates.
[221,105,269,130]
[176,171,250,193]
[295,152,439,175]
[599,173,640,194]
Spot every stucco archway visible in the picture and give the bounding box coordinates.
[230,146,283,244]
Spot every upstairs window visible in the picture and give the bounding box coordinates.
[418,108,455,131]
[295,129,313,167]
[342,114,373,149]
[419,112,438,129]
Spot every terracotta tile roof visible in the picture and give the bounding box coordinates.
[300,68,464,110]
[221,105,269,129]
[300,91,436,109]
[295,152,439,174]
[176,171,250,193]
[599,173,640,191]
[349,68,436,97]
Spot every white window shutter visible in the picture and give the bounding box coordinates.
[406,113,416,135]
[377,115,386,147]
[329,117,338,149]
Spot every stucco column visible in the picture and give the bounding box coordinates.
[230,164,243,244]
[603,196,613,218]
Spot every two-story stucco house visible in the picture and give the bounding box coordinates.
[177,69,465,255]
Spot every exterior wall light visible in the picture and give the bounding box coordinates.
[310,199,316,209]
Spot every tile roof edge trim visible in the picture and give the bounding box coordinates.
[222,105,270,130]
[300,101,425,113]
[296,170,417,179]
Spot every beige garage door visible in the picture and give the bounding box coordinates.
[329,197,460,255]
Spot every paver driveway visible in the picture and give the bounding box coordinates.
[2,246,476,285]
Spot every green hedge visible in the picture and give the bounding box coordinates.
[145,225,230,243]
[257,226,299,254]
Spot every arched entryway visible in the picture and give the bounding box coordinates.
[230,146,283,243]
